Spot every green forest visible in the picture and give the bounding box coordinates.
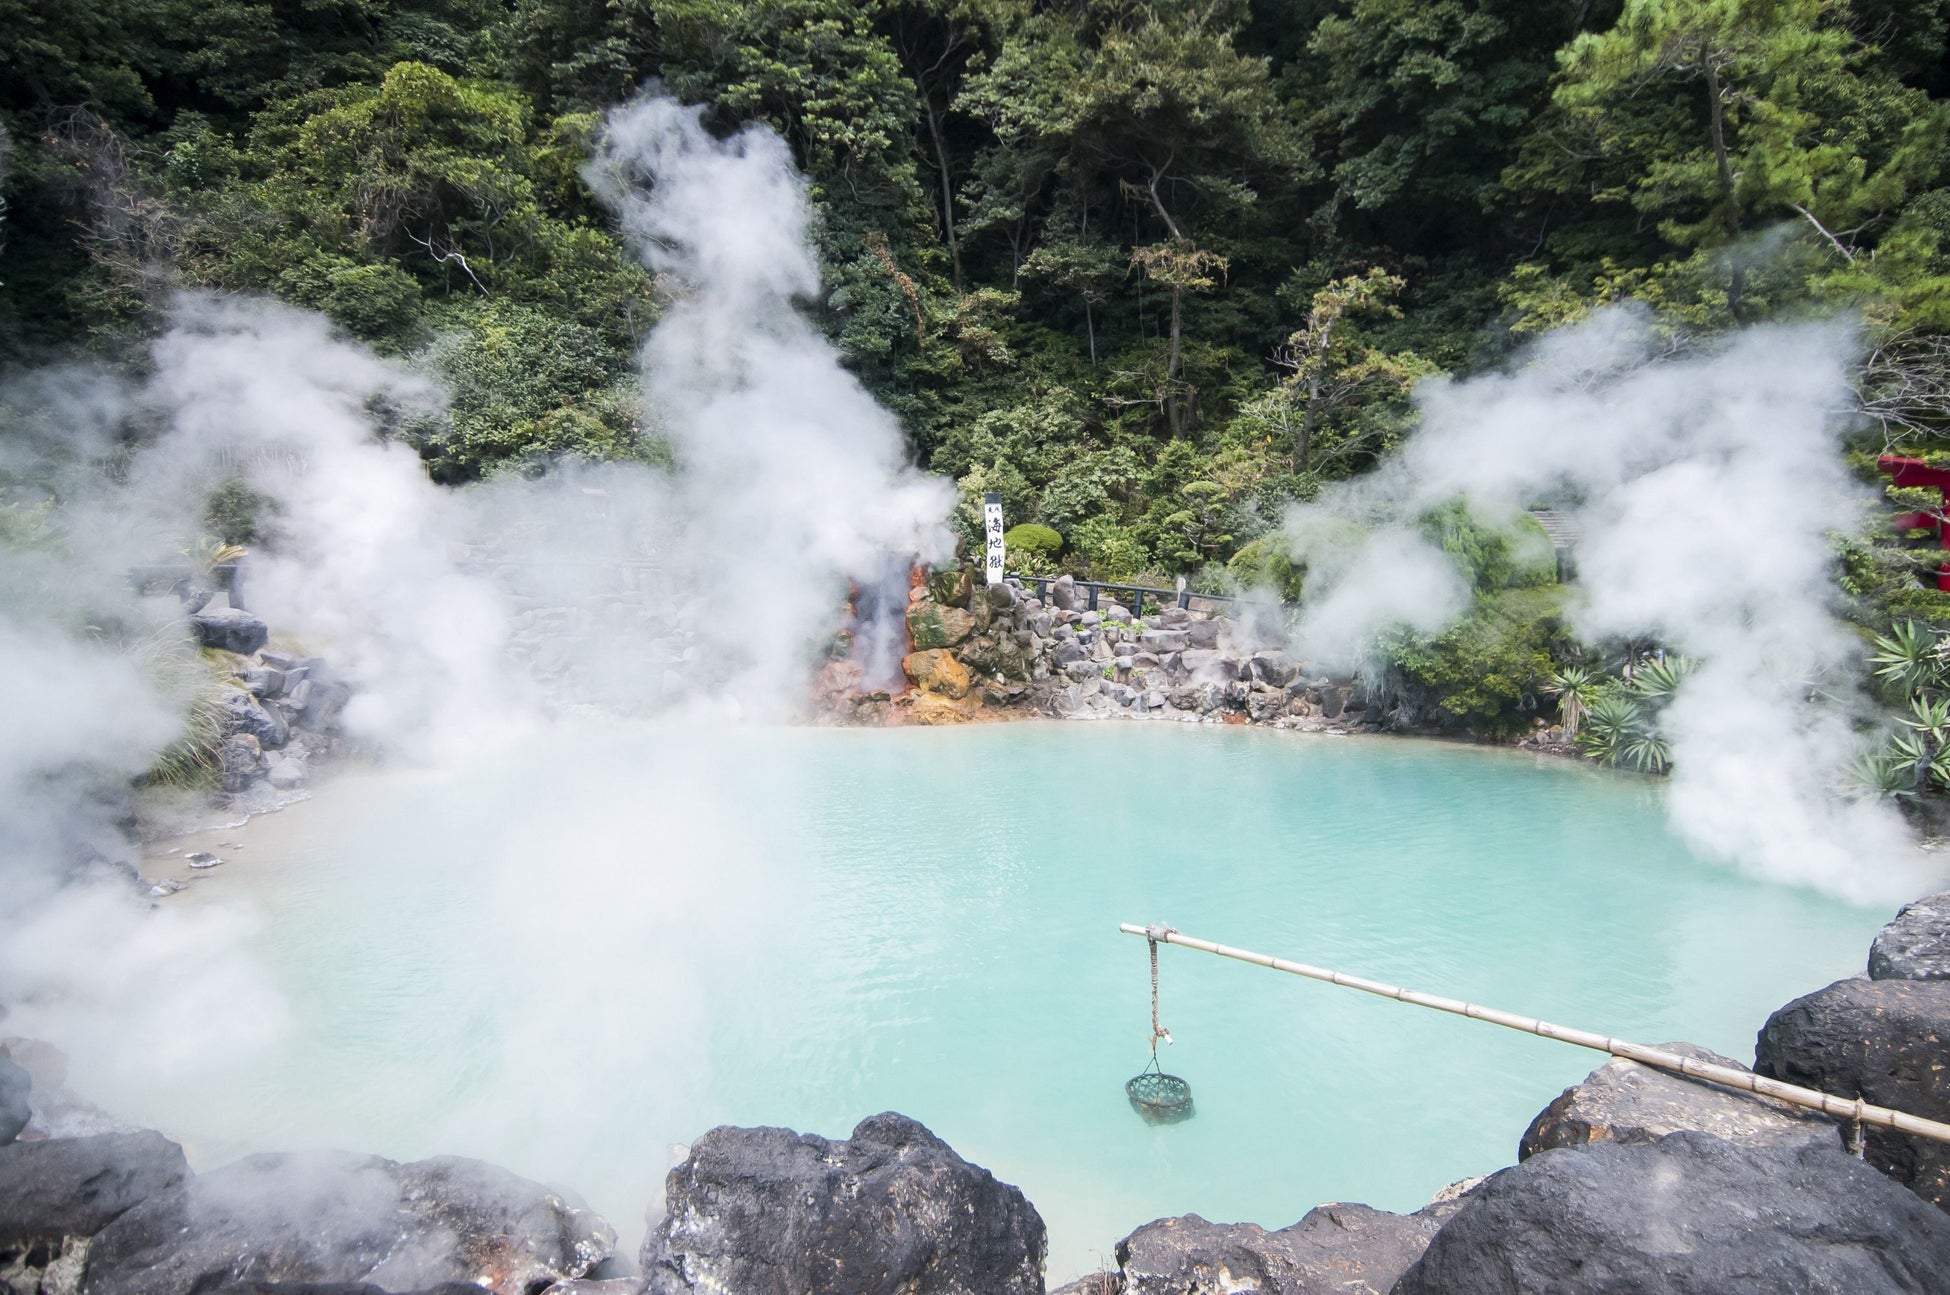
[7,0,1950,740]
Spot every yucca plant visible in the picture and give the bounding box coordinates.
[1576,693,1647,767]
[1854,748,1925,800]
[1870,620,1949,697]
[1629,654,1698,701]
[1543,664,1600,737]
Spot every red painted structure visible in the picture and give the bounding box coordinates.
[1879,456,1950,591]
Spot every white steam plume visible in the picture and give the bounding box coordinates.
[1281,307,1941,903]
[583,94,954,713]
[0,90,959,1116]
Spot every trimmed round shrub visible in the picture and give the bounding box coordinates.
[1004,523,1063,572]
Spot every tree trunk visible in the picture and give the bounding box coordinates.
[1084,296,1096,364]
[1296,375,1321,469]
[1166,284,1184,438]
[921,94,963,291]
[1704,61,1745,321]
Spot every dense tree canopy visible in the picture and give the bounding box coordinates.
[5,0,1950,600]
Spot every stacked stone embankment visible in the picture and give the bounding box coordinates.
[823,572,1392,730]
[187,605,347,798]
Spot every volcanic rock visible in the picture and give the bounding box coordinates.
[212,1284,491,1295]
[1393,1132,1950,1295]
[986,583,1017,610]
[217,688,288,750]
[1520,1042,1838,1160]
[903,649,972,700]
[296,681,352,732]
[191,608,269,655]
[1116,1198,1463,1295]
[907,603,975,651]
[644,1112,1044,1295]
[1051,574,1077,611]
[1755,976,1950,1208]
[0,1057,27,1145]
[1869,891,1950,980]
[1185,619,1222,649]
[220,734,265,793]
[1138,630,1190,653]
[1249,652,1299,689]
[0,1131,188,1295]
[85,1151,616,1295]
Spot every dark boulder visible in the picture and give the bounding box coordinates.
[191,608,269,655]
[644,1112,1044,1295]
[1394,1132,1950,1295]
[1051,575,1077,611]
[214,1284,492,1295]
[1185,620,1221,650]
[1870,891,1950,980]
[220,734,265,793]
[1115,1198,1463,1295]
[296,681,352,733]
[217,689,288,750]
[0,1130,188,1247]
[1520,1042,1837,1160]
[1755,976,1950,1208]
[86,1151,615,1295]
[0,1056,28,1144]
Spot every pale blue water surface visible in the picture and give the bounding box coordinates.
[136,723,1887,1280]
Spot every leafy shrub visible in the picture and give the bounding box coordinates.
[1225,535,1305,602]
[203,478,273,546]
[1380,586,1571,735]
[1004,522,1063,572]
[1417,499,1558,593]
[1066,516,1148,580]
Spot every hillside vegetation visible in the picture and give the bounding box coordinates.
[5,0,1950,612]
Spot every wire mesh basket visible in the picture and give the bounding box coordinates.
[1126,1069,1195,1124]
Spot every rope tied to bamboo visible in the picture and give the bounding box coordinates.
[1146,924,1175,1056]
[1127,924,1194,1124]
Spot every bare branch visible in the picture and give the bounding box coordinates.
[1789,202,1856,263]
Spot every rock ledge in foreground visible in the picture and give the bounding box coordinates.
[644,1111,1044,1295]
[1870,890,1950,980]
[1394,1132,1950,1295]
[85,1149,615,1295]
[1755,976,1950,1210]
[1519,1040,1837,1160]
[1115,1196,1466,1295]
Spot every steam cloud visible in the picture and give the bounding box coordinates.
[0,93,953,1115]
[1282,307,1941,903]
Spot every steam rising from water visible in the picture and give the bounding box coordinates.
[0,93,951,1100]
[1283,308,1940,902]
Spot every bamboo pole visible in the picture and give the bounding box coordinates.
[1119,922,1950,1147]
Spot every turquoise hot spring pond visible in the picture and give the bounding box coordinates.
[131,722,1888,1280]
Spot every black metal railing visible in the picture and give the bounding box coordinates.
[1008,574,1237,617]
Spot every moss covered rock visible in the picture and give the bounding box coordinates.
[907,602,975,650]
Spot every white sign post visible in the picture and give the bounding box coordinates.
[983,491,1006,586]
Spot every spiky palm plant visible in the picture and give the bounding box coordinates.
[1543,664,1600,737]
[1576,693,1647,768]
[1871,620,1949,697]
[1629,654,1698,701]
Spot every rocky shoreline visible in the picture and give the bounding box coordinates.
[7,890,1950,1295]
[817,573,1561,746]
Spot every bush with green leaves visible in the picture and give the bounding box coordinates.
[1379,587,1572,736]
[1003,522,1062,572]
